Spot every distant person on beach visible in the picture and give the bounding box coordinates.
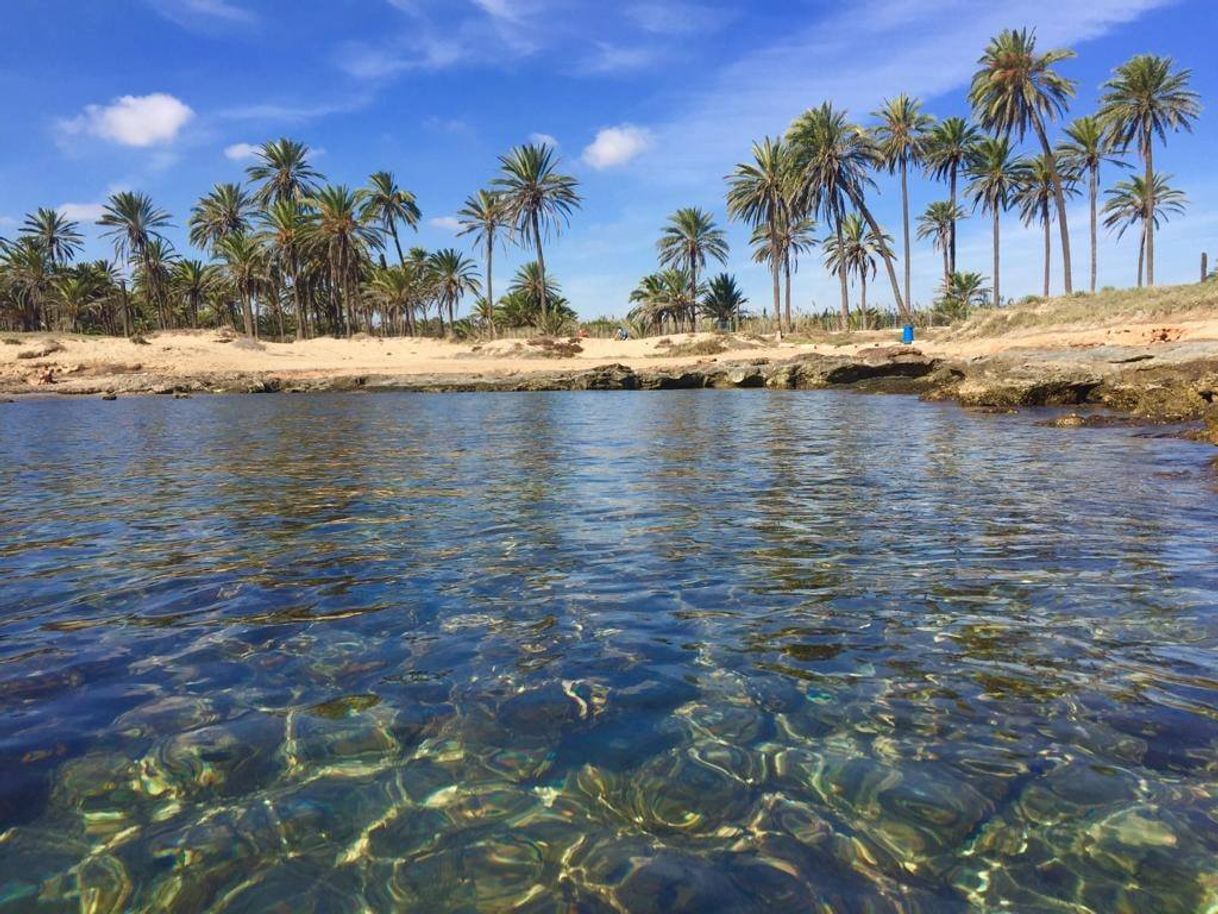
[616,327,629,341]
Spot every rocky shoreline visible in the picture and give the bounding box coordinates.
[5,344,1217,445]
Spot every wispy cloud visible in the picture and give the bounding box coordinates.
[430,216,462,232]
[57,202,107,222]
[624,1,735,35]
[58,93,195,148]
[223,142,259,161]
[529,132,560,148]
[146,0,257,28]
[218,93,373,124]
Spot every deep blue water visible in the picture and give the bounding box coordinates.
[1,391,1216,913]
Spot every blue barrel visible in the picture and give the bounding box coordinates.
[901,324,915,345]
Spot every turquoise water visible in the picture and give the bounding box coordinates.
[1,391,1216,913]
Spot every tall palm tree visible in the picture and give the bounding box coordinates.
[629,269,695,334]
[362,171,421,267]
[428,248,481,330]
[1016,155,1080,297]
[97,191,173,330]
[1056,117,1126,293]
[492,143,581,320]
[366,265,415,336]
[923,116,978,277]
[21,209,83,266]
[0,238,53,330]
[726,137,793,329]
[258,199,317,339]
[1098,55,1199,287]
[965,137,1027,307]
[969,28,1078,293]
[872,94,934,310]
[304,185,379,336]
[457,190,510,319]
[1102,173,1187,288]
[215,234,265,336]
[657,207,729,332]
[917,201,967,283]
[247,138,323,207]
[701,273,747,329]
[787,102,908,321]
[189,183,255,253]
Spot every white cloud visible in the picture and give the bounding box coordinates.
[529,132,559,148]
[582,125,652,169]
[625,1,733,34]
[575,42,659,75]
[430,216,462,232]
[57,202,107,222]
[0,215,16,228]
[59,93,195,148]
[224,142,259,161]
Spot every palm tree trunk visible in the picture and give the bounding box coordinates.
[901,159,912,311]
[949,165,958,275]
[690,259,699,334]
[1096,163,1105,293]
[1032,115,1073,294]
[850,194,908,318]
[532,212,548,319]
[836,220,849,332]
[861,269,868,316]
[486,235,494,329]
[992,207,1001,308]
[1137,225,1146,288]
[1042,201,1051,299]
[770,234,782,330]
[784,254,793,332]
[241,289,254,337]
[1143,135,1155,287]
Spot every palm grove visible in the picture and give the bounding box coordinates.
[0,32,1200,338]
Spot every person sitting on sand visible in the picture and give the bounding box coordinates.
[616,327,629,341]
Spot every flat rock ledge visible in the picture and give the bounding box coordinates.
[5,344,1216,444]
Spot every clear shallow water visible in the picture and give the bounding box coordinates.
[1,391,1216,913]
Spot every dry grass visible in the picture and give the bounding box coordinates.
[948,281,1218,339]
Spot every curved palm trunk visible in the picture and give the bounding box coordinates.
[531,211,548,319]
[1137,225,1146,288]
[1143,136,1155,288]
[1032,116,1073,294]
[901,160,912,310]
[992,207,1001,308]
[1042,201,1051,298]
[850,193,908,319]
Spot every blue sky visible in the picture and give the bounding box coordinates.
[0,0,1213,318]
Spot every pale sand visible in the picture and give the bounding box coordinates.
[4,315,1218,388]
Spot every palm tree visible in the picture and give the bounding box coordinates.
[258,199,317,338]
[749,216,816,329]
[97,191,173,330]
[922,116,978,276]
[935,271,991,322]
[457,190,510,323]
[215,233,265,336]
[428,248,481,331]
[1056,117,1126,293]
[247,138,323,207]
[628,269,695,334]
[189,183,255,253]
[1015,155,1080,297]
[822,213,893,324]
[1,238,53,330]
[366,265,416,336]
[1102,173,1187,288]
[657,207,729,332]
[492,143,581,320]
[701,273,747,329]
[1098,55,1199,287]
[304,186,379,336]
[969,28,1078,293]
[171,259,218,327]
[917,201,967,283]
[21,209,83,266]
[965,137,1027,307]
[726,137,793,330]
[787,102,908,323]
[362,171,421,267]
[872,94,934,310]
